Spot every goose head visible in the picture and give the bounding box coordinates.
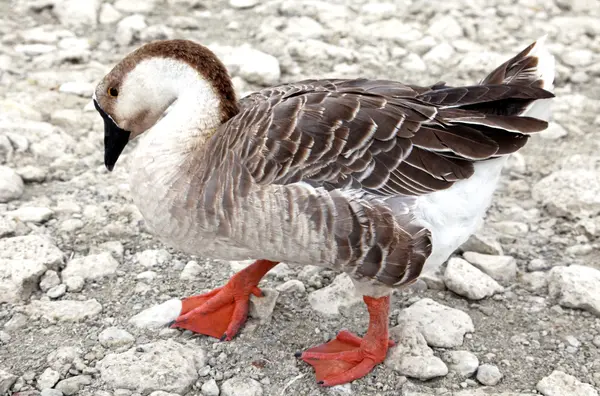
[93,39,238,171]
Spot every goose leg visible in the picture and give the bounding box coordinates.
[170,259,278,341]
[298,295,394,386]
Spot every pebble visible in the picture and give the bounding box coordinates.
[249,289,279,321]
[476,364,502,386]
[52,0,100,28]
[0,235,64,271]
[135,249,172,268]
[385,325,448,381]
[0,369,17,394]
[220,376,263,396]
[200,379,220,396]
[114,0,158,13]
[0,166,24,203]
[462,252,517,286]
[460,231,504,256]
[47,346,82,375]
[26,299,102,322]
[540,122,568,140]
[129,299,182,329]
[39,270,61,292]
[520,271,548,294]
[396,298,474,348]
[427,15,463,38]
[441,351,479,377]
[5,206,54,223]
[62,253,119,281]
[99,340,203,394]
[209,44,280,86]
[64,276,85,292]
[0,217,16,238]
[37,368,60,390]
[99,327,135,349]
[276,279,305,293]
[41,389,63,396]
[0,258,47,303]
[116,15,147,46]
[58,82,95,97]
[55,375,91,396]
[548,265,600,316]
[528,258,551,272]
[536,370,598,396]
[99,3,122,24]
[229,0,258,8]
[180,260,202,280]
[47,284,67,299]
[444,258,504,300]
[533,170,600,217]
[307,273,362,316]
[4,313,28,331]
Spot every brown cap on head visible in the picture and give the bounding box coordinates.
[98,39,239,124]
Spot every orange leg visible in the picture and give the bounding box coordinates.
[298,295,394,387]
[170,259,278,341]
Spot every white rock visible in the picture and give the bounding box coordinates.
[26,299,102,322]
[276,279,306,293]
[201,379,220,396]
[14,44,56,55]
[441,350,479,377]
[460,231,504,256]
[528,258,550,272]
[136,271,157,281]
[229,0,258,8]
[423,42,455,64]
[476,364,502,386]
[308,273,362,316]
[99,327,135,349]
[536,370,598,396]
[47,346,82,375]
[99,340,202,394]
[0,258,47,303]
[59,81,95,97]
[62,253,119,282]
[0,166,24,203]
[520,271,548,294]
[114,0,158,13]
[209,44,280,86]
[52,0,100,28]
[90,241,125,260]
[444,258,504,300]
[0,217,16,238]
[39,271,61,291]
[0,235,64,270]
[427,15,463,38]
[221,376,263,396]
[37,368,60,390]
[462,252,517,286]
[116,14,147,46]
[180,260,202,280]
[283,17,325,39]
[99,3,122,24]
[249,289,279,321]
[385,325,448,381]
[401,53,427,72]
[55,375,91,396]
[47,284,67,299]
[396,298,474,348]
[135,249,172,268]
[5,206,53,223]
[540,122,568,140]
[4,313,28,331]
[16,165,47,182]
[41,389,63,396]
[0,369,17,394]
[65,276,85,292]
[129,299,182,329]
[533,170,600,217]
[561,49,594,67]
[548,265,600,316]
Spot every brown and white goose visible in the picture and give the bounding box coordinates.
[93,37,554,386]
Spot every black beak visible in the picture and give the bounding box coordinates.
[94,99,131,172]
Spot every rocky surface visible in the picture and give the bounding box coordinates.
[1,0,600,395]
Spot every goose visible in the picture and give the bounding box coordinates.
[92,37,555,386]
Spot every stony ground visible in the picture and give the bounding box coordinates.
[1,0,600,395]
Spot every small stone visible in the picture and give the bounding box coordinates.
[41,389,63,396]
[536,370,598,396]
[548,265,600,316]
[520,271,548,294]
[460,231,504,255]
[462,252,517,286]
[0,369,17,394]
[99,3,122,24]
[26,299,102,322]
[476,364,502,386]
[39,270,61,292]
[180,261,202,280]
[129,299,182,329]
[114,0,158,13]
[4,313,28,331]
[135,249,171,268]
[441,351,479,377]
[561,49,594,67]
[37,368,60,390]
[47,284,67,299]
[59,82,95,97]
[62,253,119,282]
[116,15,147,46]
[276,279,305,293]
[0,166,24,203]
[229,0,258,8]
[528,258,550,271]
[55,375,91,396]
[249,289,279,321]
[427,15,463,38]
[533,170,600,217]
[65,276,85,292]
[308,273,362,316]
[99,327,135,349]
[47,346,82,375]
[0,235,64,270]
[419,272,446,290]
[52,0,100,28]
[99,340,202,394]
[201,379,220,396]
[1,258,47,303]
[209,44,280,86]
[396,298,474,348]
[16,166,46,183]
[401,53,427,72]
[0,217,16,238]
[221,376,263,396]
[444,258,504,300]
[541,122,568,140]
[59,219,85,233]
[5,207,53,223]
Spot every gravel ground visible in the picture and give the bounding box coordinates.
[1,0,600,395]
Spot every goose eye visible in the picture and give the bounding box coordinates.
[108,87,119,97]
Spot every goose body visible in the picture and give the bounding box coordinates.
[93,37,555,386]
